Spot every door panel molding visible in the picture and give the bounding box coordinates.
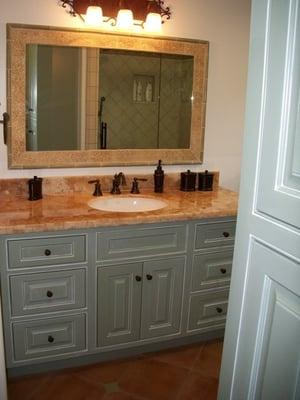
[255,0,300,229]
[232,239,300,399]
[249,277,300,400]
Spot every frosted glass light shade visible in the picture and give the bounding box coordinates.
[144,12,162,32]
[116,9,134,29]
[85,6,103,26]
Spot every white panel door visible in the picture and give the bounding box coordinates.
[218,0,300,399]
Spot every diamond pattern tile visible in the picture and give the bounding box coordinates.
[99,50,193,149]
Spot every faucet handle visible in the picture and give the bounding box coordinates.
[88,179,103,196]
[130,177,147,194]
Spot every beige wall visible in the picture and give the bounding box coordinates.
[0,0,251,191]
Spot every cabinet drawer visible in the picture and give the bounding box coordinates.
[10,269,86,316]
[191,249,233,291]
[97,225,187,261]
[194,220,236,250]
[12,314,86,361]
[187,289,229,332]
[7,235,86,269]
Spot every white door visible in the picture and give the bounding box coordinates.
[218,0,300,399]
[0,297,7,400]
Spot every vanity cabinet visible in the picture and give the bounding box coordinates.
[98,256,185,346]
[0,217,235,373]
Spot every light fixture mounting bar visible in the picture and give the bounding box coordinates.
[59,0,171,23]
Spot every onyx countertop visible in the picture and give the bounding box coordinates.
[0,188,238,235]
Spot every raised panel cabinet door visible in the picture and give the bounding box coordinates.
[140,256,185,339]
[97,263,143,347]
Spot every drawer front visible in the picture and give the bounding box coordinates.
[97,225,187,261]
[191,249,233,291]
[7,235,86,269]
[12,314,86,361]
[10,269,86,316]
[187,289,229,332]
[195,220,236,250]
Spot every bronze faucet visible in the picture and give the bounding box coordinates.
[110,172,127,194]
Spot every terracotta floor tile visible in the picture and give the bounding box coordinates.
[118,358,189,400]
[146,344,204,370]
[73,359,133,385]
[8,373,50,400]
[7,340,224,400]
[30,371,106,400]
[193,340,223,379]
[103,392,145,400]
[178,372,219,400]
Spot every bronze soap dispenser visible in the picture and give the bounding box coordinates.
[28,176,43,201]
[154,160,164,193]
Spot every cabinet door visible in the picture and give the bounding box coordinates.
[97,263,142,347]
[141,257,184,339]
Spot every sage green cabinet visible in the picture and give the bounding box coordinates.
[191,249,233,291]
[98,256,185,347]
[10,268,86,316]
[7,234,86,269]
[97,262,143,346]
[194,220,236,250]
[0,217,235,373]
[12,313,86,361]
[187,219,236,334]
[97,224,187,261]
[187,288,229,333]
[140,257,184,339]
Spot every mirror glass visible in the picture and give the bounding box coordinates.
[26,45,193,151]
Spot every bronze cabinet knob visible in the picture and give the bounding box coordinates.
[48,335,54,343]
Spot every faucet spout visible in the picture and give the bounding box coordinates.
[110,172,127,195]
[116,172,126,186]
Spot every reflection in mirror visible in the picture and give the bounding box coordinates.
[26,45,193,152]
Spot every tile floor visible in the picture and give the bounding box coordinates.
[8,339,223,400]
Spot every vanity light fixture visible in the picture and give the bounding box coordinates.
[60,0,171,32]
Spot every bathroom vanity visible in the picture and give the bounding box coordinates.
[0,22,238,378]
[0,186,237,375]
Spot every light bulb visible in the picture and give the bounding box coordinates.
[116,9,134,29]
[144,12,162,32]
[85,6,103,26]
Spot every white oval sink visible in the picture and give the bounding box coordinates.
[88,196,168,213]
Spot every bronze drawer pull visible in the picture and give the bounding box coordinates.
[146,274,153,280]
[48,335,54,343]
[216,307,223,314]
[220,268,227,274]
[44,249,51,256]
[222,232,230,238]
[46,290,53,298]
[135,276,142,282]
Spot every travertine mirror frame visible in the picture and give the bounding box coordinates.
[7,24,209,168]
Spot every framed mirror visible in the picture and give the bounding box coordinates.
[7,24,209,168]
